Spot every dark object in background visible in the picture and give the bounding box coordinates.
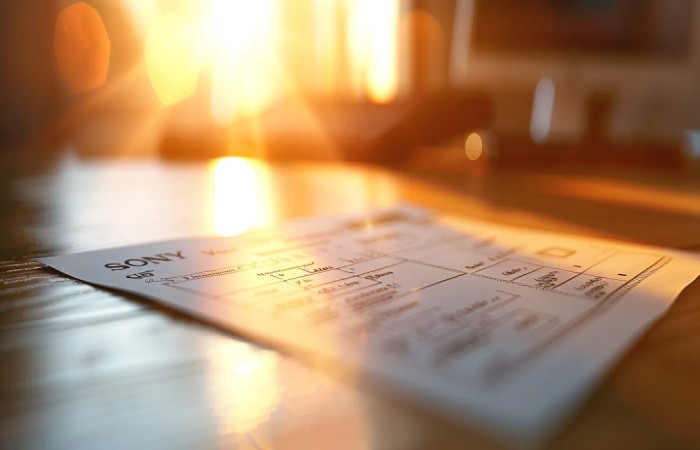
[472,0,692,57]
[0,1,60,146]
[161,91,494,163]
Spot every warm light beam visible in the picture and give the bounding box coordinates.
[366,0,399,103]
[207,0,282,124]
[346,0,400,103]
[144,14,201,105]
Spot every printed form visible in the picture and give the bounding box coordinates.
[38,206,700,446]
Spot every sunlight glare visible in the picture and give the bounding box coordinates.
[208,342,281,434]
[313,0,341,96]
[345,0,399,103]
[346,0,371,97]
[121,0,158,38]
[212,157,274,237]
[366,0,399,104]
[144,13,201,105]
[206,0,282,124]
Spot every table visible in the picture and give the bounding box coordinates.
[2,150,699,449]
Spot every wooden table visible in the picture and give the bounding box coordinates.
[2,150,699,449]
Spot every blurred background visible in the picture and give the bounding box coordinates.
[2,0,700,168]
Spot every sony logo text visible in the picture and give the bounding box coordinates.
[104,251,185,271]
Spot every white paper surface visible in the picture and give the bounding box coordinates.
[37,206,700,446]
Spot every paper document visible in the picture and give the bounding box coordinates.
[37,206,700,446]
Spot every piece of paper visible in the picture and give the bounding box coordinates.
[37,206,700,446]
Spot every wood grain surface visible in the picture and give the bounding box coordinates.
[1,151,699,449]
